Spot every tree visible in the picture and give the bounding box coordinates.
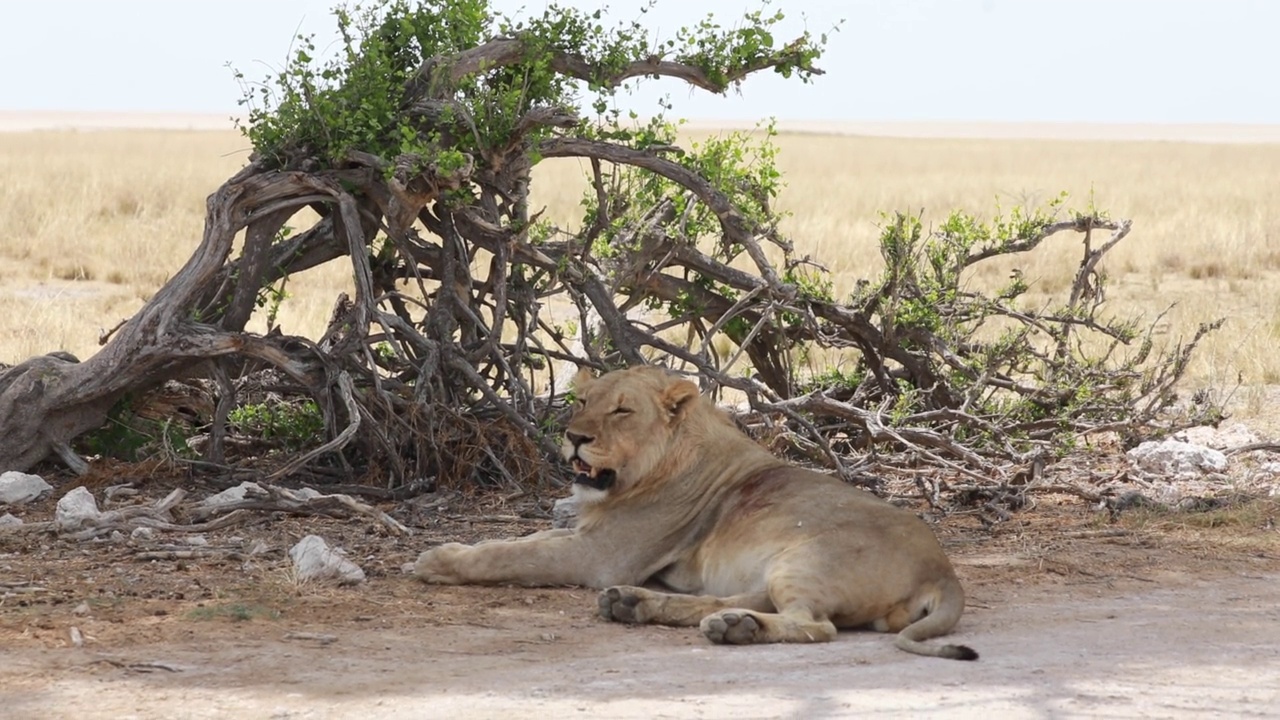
[0,0,1219,496]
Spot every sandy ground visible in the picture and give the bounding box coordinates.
[3,476,1279,720]
[5,572,1280,719]
[4,110,1280,143]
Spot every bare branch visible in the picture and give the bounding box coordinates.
[422,36,822,98]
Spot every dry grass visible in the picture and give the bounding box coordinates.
[1109,497,1280,557]
[3,126,1279,422]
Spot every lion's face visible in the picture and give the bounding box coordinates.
[562,366,700,502]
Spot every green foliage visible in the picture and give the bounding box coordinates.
[234,0,833,172]
[876,195,1066,340]
[581,118,792,336]
[673,3,834,86]
[798,364,865,394]
[683,120,786,234]
[375,341,397,362]
[236,0,491,168]
[76,398,195,462]
[228,400,325,451]
[828,192,1221,457]
[582,119,786,262]
[258,279,290,331]
[783,265,833,303]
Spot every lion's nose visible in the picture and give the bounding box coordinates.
[566,431,593,447]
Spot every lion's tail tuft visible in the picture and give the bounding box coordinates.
[893,578,979,661]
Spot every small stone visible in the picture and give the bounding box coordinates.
[130,527,156,541]
[183,534,209,547]
[0,513,23,527]
[289,535,365,585]
[0,471,54,506]
[55,487,101,531]
[1127,439,1228,479]
[72,602,90,616]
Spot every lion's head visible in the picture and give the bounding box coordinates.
[562,366,702,503]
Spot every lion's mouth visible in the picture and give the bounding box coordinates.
[571,458,617,491]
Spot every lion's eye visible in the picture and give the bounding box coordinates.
[611,407,633,416]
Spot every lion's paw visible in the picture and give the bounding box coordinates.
[700,611,762,645]
[412,543,469,585]
[598,586,649,624]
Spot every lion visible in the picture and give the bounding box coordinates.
[414,365,978,660]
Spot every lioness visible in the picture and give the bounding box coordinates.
[414,366,978,660]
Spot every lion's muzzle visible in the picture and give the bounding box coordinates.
[571,458,617,491]
[567,431,617,491]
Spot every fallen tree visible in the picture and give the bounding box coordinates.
[0,0,1221,498]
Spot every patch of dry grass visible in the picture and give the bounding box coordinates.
[3,126,1279,422]
[1110,497,1280,557]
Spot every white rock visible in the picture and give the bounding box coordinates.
[55,487,101,531]
[0,471,53,506]
[1127,439,1228,479]
[1175,423,1261,450]
[0,513,22,527]
[288,535,365,585]
[130,526,156,541]
[200,481,264,508]
[183,534,209,547]
[552,496,581,529]
[293,487,323,500]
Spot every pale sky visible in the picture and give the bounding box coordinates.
[2,0,1277,124]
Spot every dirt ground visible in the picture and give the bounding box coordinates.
[3,469,1279,719]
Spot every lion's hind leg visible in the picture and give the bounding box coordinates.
[697,564,840,645]
[699,606,837,645]
[599,586,772,627]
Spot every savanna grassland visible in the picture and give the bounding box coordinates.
[2,124,1279,418]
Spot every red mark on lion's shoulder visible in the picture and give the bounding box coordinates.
[727,468,789,519]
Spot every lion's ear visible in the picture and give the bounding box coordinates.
[661,377,700,421]
[571,366,596,392]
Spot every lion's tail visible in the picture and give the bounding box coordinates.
[894,578,979,661]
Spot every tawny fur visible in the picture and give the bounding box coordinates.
[414,366,978,660]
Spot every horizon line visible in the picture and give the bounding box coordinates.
[4,110,1280,144]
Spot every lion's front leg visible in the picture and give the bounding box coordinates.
[413,533,624,588]
[475,527,574,546]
